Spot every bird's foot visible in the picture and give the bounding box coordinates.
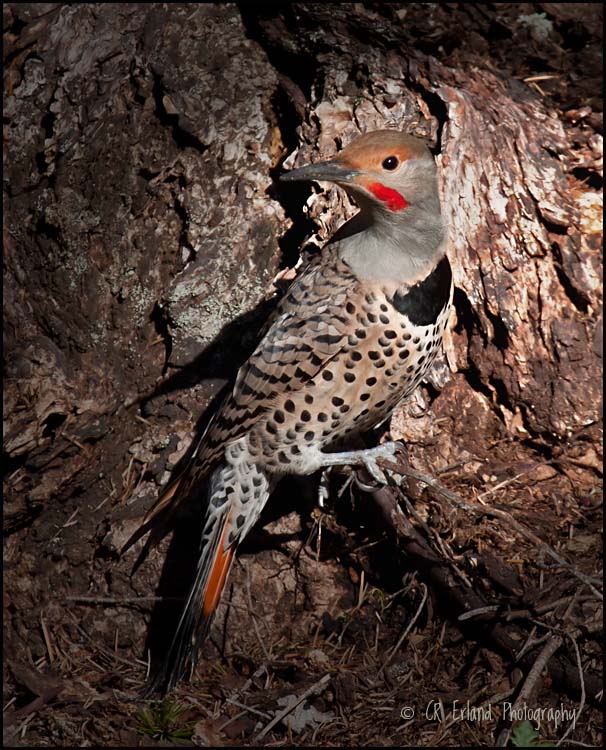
[357,441,401,485]
[318,441,405,488]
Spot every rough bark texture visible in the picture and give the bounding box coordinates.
[3,3,602,747]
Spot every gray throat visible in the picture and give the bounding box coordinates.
[335,202,447,283]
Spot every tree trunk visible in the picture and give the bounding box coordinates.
[3,3,602,746]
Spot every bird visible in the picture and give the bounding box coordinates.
[128,129,453,692]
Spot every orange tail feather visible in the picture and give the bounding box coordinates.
[202,519,235,618]
[145,508,236,694]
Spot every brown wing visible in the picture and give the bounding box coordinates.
[191,246,358,472]
[126,247,357,548]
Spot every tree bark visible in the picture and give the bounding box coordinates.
[3,2,602,745]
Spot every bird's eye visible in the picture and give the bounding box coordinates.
[382,155,399,171]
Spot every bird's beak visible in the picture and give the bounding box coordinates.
[280,159,360,185]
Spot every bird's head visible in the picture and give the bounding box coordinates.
[280,130,440,218]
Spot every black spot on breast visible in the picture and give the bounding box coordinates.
[380,303,389,312]
[399,349,410,360]
[346,301,356,314]
[236,514,245,529]
[360,392,371,401]
[284,399,295,413]
[351,351,362,361]
[376,400,386,408]
[344,372,356,382]
[373,359,386,368]
[266,422,277,434]
[301,410,311,421]
[355,328,367,339]
[318,412,328,422]
[391,255,452,326]
[291,445,301,455]
[305,393,314,404]
[367,312,378,323]
[304,431,315,441]
[332,396,344,406]
[366,376,377,386]
[368,350,381,360]
[379,313,389,324]
[274,410,285,423]
[322,370,334,381]
[278,451,290,464]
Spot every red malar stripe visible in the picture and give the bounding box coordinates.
[368,182,408,211]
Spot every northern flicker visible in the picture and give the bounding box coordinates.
[131,130,452,692]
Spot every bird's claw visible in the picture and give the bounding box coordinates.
[358,441,404,487]
[361,456,389,485]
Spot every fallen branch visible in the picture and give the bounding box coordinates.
[495,635,563,746]
[379,458,603,599]
[362,473,603,705]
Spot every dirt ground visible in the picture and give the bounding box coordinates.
[3,3,603,747]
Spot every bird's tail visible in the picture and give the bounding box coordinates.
[145,505,235,694]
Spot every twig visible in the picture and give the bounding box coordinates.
[246,573,271,661]
[495,635,563,747]
[378,582,428,676]
[398,464,603,599]
[523,74,562,82]
[217,709,248,732]
[65,595,173,604]
[66,611,145,670]
[365,474,602,703]
[40,615,55,664]
[436,459,478,475]
[475,460,555,501]
[228,664,269,704]
[459,594,599,623]
[556,634,585,747]
[225,697,271,720]
[254,673,331,742]
[61,508,79,528]
[458,605,499,621]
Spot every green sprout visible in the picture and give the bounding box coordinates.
[136,698,195,742]
[510,720,554,747]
